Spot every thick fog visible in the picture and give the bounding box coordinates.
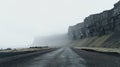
[0,0,119,48]
[32,34,71,47]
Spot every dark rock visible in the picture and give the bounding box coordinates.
[68,23,86,40]
[68,1,120,40]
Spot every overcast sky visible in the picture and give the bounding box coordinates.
[0,0,119,48]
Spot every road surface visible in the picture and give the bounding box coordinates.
[0,47,120,67]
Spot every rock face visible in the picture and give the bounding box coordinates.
[68,1,120,40]
[68,23,86,40]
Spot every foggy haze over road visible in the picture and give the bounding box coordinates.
[0,0,119,48]
[32,34,71,47]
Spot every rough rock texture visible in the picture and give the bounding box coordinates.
[68,23,86,40]
[69,1,120,39]
[68,1,120,48]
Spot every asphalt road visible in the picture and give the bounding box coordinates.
[0,47,120,67]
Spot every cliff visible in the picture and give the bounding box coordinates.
[68,1,120,48]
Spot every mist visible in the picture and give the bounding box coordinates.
[32,34,71,47]
[0,0,119,48]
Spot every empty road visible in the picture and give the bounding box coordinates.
[0,47,120,67]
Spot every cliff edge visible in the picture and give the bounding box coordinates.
[68,1,120,48]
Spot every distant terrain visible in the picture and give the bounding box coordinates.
[32,34,71,47]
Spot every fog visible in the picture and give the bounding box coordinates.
[0,0,119,48]
[32,34,71,47]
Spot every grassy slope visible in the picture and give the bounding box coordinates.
[71,32,120,48]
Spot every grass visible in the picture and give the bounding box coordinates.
[74,47,120,54]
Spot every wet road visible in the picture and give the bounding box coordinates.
[0,47,120,67]
[73,48,120,67]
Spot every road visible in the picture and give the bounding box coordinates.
[0,47,120,67]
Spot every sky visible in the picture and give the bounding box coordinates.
[0,0,119,48]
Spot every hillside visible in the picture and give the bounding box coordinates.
[68,1,120,48]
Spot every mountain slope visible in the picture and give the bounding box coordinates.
[68,1,120,48]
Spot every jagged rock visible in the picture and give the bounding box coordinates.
[68,1,120,40]
[68,23,86,40]
[113,1,120,32]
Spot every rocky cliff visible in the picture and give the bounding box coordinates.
[68,1,120,48]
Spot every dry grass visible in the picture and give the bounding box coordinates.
[71,33,120,53]
[0,48,46,52]
[75,47,120,54]
[71,33,114,47]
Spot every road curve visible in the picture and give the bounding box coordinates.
[0,47,120,67]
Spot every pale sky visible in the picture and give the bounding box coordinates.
[0,0,119,48]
